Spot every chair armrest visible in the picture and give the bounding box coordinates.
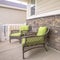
[23,35,45,38]
[10,30,19,34]
[24,31,37,36]
[10,30,19,36]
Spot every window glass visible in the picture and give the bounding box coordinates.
[31,6,35,15]
[31,0,35,15]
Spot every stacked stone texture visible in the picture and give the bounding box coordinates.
[27,15,60,50]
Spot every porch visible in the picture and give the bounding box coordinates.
[0,40,60,60]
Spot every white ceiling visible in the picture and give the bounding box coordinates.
[6,0,27,5]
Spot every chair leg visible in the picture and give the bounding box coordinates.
[9,38,11,43]
[19,37,21,43]
[43,43,48,51]
[22,46,24,59]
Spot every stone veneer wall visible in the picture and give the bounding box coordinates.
[26,15,60,51]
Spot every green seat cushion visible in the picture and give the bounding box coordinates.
[22,37,44,46]
[10,32,21,36]
[37,26,47,36]
[19,25,29,31]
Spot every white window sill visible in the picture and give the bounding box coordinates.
[27,10,60,19]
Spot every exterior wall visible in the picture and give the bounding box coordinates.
[0,6,26,24]
[0,5,26,41]
[26,15,60,51]
[35,0,60,15]
[27,0,60,17]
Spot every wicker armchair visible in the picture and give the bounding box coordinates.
[9,25,30,43]
[22,26,49,59]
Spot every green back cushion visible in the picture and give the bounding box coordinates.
[19,25,29,31]
[37,26,47,36]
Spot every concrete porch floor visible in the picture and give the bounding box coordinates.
[0,40,60,60]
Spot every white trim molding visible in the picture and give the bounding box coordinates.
[27,10,60,19]
[0,4,27,11]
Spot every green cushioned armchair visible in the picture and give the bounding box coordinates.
[9,25,30,43]
[22,26,49,59]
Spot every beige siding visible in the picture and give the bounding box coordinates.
[35,0,60,15]
[0,6,26,24]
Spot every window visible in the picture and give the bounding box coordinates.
[31,0,35,15]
